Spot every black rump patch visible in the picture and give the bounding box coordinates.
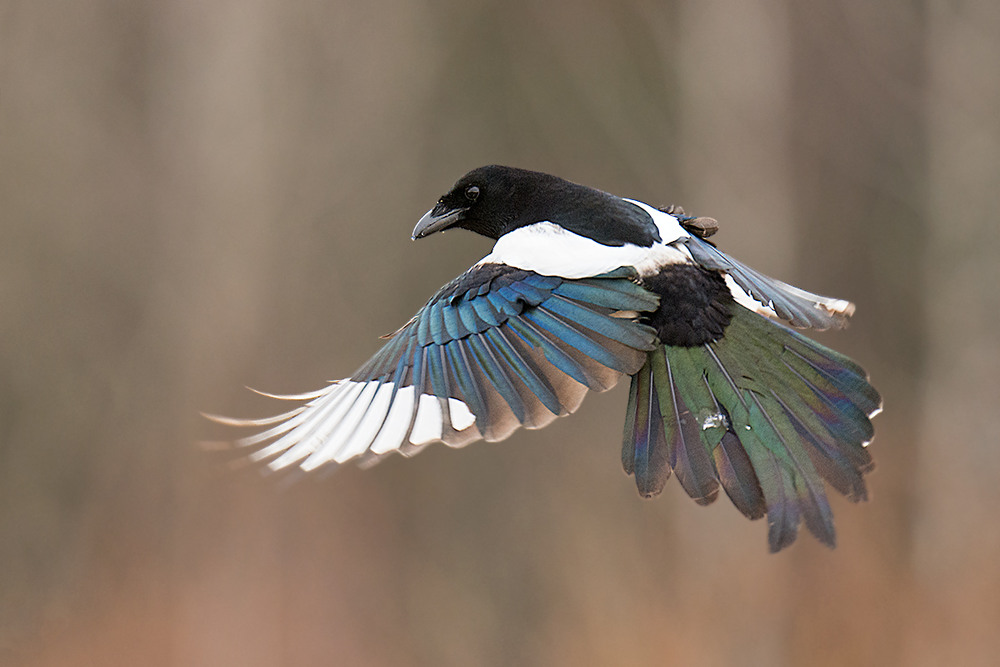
[642,265,734,346]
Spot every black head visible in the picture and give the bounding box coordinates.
[412,165,661,246]
[413,165,544,240]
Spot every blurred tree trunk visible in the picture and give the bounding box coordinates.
[786,2,927,665]
[914,3,1000,665]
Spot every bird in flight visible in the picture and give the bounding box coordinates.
[209,165,881,552]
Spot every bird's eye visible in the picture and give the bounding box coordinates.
[465,186,480,201]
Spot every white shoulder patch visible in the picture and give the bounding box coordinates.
[621,199,688,244]
[477,198,691,279]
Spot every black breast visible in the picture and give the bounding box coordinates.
[641,264,734,346]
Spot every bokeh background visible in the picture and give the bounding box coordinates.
[3,1,999,665]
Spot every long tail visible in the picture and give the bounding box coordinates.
[622,306,881,552]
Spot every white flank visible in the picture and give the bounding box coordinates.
[477,198,691,279]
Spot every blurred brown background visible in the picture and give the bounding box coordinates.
[3,1,999,665]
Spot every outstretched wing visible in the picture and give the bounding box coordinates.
[685,235,855,330]
[210,264,660,472]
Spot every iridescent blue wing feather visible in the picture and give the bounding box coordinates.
[213,264,659,472]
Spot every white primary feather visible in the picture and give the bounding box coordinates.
[333,381,397,462]
[231,407,308,447]
[241,383,351,457]
[447,397,476,431]
[369,386,416,455]
[267,381,366,469]
[225,376,481,468]
[252,372,565,463]
[301,380,382,470]
[409,394,444,445]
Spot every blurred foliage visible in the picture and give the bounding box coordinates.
[2,0,999,665]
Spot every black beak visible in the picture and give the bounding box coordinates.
[412,204,465,240]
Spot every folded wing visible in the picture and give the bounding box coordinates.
[685,235,855,330]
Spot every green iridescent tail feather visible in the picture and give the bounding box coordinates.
[622,307,880,552]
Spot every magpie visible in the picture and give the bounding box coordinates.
[210,165,881,552]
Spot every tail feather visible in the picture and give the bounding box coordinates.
[621,368,639,474]
[780,400,868,501]
[712,428,766,519]
[656,348,721,504]
[710,341,835,550]
[743,386,836,548]
[769,460,801,551]
[781,336,881,417]
[769,366,874,459]
[622,307,879,551]
[622,363,671,496]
